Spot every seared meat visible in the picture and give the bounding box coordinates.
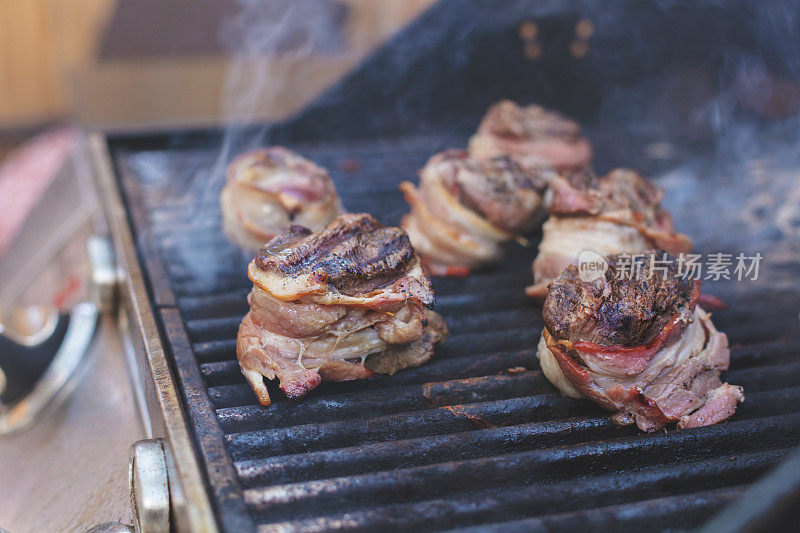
[446,154,549,232]
[255,214,418,296]
[220,147,343,252]
[526,168,692,298]
[468,100,593,171]
[544,253,694,346]
[400,149,551,275]
[237,213,449,405]
[537,251,743,432]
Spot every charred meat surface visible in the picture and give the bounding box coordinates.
[237,213,449,406]
[220,147,343,252]
[537,251,743,432]
[256,213,416,296]
[400,149,552,276]
[468,99,593,171]
[544,253,694,346]
[527,168,692,298]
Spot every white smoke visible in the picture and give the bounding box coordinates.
[203,0,341,205]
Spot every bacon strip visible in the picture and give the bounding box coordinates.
[570,282,700,376]
[220,147,344,252]
[237,214,449,406]
[538,266,742,432]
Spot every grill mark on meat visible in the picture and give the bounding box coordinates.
[257,213,380,272]
[260,225,313,255]
[256,213,415,295]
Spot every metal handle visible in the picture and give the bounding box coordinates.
[0,302,99,434]
[0,235,118,433]
[0,309,67,405]
[129,439,171,533]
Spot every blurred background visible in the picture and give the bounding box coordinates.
[0,0,434,151]
[0,2,432,531]
[3,1,800,531]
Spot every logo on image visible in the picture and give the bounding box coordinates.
[578,250,609,282]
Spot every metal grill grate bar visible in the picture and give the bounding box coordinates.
[448,486,748,533]
[262,453,785,532]
[241,414,800,521]
[233,391,800,490]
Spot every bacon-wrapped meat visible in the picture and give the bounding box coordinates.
[468,100,593,171]
[220,147,344,252]
[400,149,551,276]
[537,251,743,432]
[526,168,692,298]
[236,213,449,405]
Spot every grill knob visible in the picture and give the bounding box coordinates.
[129,439,171,533]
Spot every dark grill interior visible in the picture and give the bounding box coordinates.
[111,133,800,532]
[107,1,800,530]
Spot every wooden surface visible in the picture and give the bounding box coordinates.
[0,0,435,129]
[0,320,145,532]
[0,0,115,126]
[75,0,436,128]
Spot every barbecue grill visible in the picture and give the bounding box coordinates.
[89,1,800,531]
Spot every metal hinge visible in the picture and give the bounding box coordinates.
[129,439,171,533]
[88,235,124,315]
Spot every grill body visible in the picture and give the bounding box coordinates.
[96,1,800,531]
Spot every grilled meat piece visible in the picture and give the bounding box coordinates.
[237,213,449,406]
[220,147,343,252]
[537,251,743,432]
[468,100,593,171]
[544,253,694,346]
[255,214,416,297]
[526,168,692,298]
[400,149,551,276]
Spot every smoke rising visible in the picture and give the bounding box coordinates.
[206,0,345,202]
[121,1,800,296]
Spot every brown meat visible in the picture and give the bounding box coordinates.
[256,213,416,296]
[536,250,744,432]
[468,100,593,171]
[443,152,549,233]
[237,213,448,406]
[527,169,693,298]
[400,150,551,275]
[220,147,343,252]
[543,251,694,347]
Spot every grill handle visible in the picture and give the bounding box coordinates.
[0,235,120,434]
[0,303,98,434]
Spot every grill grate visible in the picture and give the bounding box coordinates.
[112,134,800,532]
